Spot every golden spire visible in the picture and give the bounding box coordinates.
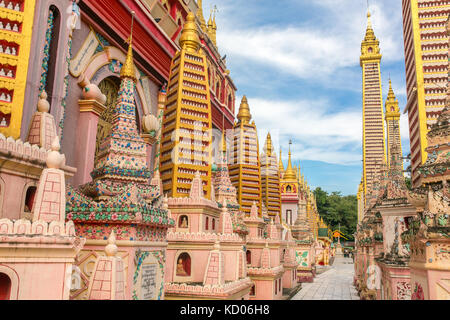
[180,12,201,53]
[207,11,213,38]
[237,95,252,123]
[265,132,273,155]
[197,0,207,32]
[120,11,137,81]
[284,140,297,181]
[364,11,375,41]
[360,9,381,66]
[279,147,284,172]
[212,10,217,46]
[221,130,227,154]
[385,79,400,119]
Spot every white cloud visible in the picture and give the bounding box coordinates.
[200,0,409,184]
[239,96,363,165]
[208,0,404,82]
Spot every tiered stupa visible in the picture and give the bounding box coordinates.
[213,133,248,237]
[229,96,262,216]
[260,133,281,218]
[163,14,252,300]
[244,203,285,300]
[403,87,449,300]
[65,20,174,300]
[159,12,213,199]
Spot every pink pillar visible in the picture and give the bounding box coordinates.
[141,133,156,169]
[74,100,105,187]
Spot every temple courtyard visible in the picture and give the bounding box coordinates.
[291,257,360,300]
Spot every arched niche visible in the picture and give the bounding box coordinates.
[0,176,5,218]
[0,272,11,300]
[246,250,251,265]
[0,266,19,300]
[81,46,152,116]
[94,75,121,162]
[44,5,62,111]
[174,252,192,282]
[178,215,189,229]
[18,181,37,219]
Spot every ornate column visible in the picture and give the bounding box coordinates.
[141,86,165,171]
[74,100,105,186]
[73,76,106,186]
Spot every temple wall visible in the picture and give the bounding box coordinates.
[22,6,162,187]
[281,202,297,226]
[222,249,241,282]
[247,247,262,267]
[0,174,35,220]
[269,247,280,268]
[74,243,167,300]
[0,261,71,300]
[22,0,72,141]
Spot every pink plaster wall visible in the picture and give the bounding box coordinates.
[281,203,297,226]
[83,243,166,300]
[247,247,262,267]
[251,279,279,300]
[0,174,34,220]
[282,268,296,289]
[0,262,69,300]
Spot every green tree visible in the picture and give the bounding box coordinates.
[313,188,357,241]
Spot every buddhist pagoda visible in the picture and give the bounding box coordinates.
[260,133,281,218]
[229,96,262,216]
[160,12,213,199]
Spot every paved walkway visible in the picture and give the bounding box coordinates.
[291,256,360,300]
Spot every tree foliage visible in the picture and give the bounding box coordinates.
[313,187,357,241]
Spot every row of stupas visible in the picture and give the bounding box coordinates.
[0,1,332,300]
[354,11,449,300]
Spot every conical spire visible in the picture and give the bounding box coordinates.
[265,132,273,155]
[385,79,400,117]
[284,141,296,181]
[180,12,200,52]
[279,147,284,172]
[237,95,252,123]
[207,12,213,38]
[206,7,217,46]
[221,130,227,154]
[360,9,381,66]
[120,11,137,81]
[91,12,150,184]
[212,12,217,46]
[364,11,376,42]
[196,0,207,32]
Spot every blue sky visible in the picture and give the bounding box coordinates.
[202,0,409,195]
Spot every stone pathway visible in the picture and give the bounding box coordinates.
[291,256,360,300]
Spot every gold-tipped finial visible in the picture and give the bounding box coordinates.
[197,0,207,32]
[266,132,273,154]
[221,130,227,154]
[284,140,297,180]
[180,12,200,52]
[279,147,284,172]
[105,230,118,257]
[385,79,400,118]
[237,95,252,123]
[211,7,217,46]
[364,10,376,41]
[120,11,137,81]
